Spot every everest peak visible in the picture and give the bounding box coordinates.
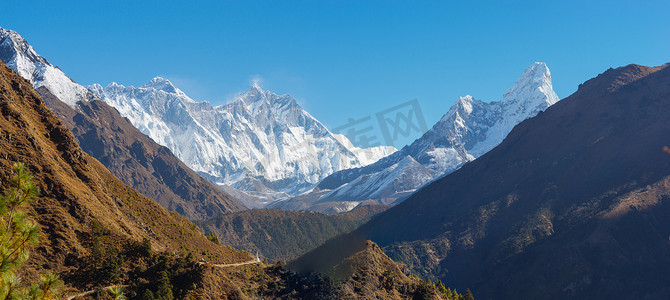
[142,76,188,97]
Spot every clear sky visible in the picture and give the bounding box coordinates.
[2,1,669,148]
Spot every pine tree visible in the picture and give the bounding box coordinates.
[436,280,448,295]
[462,288,474,300]
[155,271,174,300]
[108,286,127,300]
[141,289,155,300]
[206,233,221,245]
[0,163,63,298]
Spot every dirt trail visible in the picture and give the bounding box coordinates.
[65,257,261,299]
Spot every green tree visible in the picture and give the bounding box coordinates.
[108,286,127,300]
[0,163,62,299]
[461,289,474,300]
[141,289,155,300]
[206,232,221,245]
[139,237,152,257]
[155,271,174,300]
[436,280,448,295]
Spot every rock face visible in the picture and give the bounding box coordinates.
[0,27,246,220]
[89,79,395,206]
[276,62,559,213]
[308,63,670,299]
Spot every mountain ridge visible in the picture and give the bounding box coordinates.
[277,62,559,213]
[90,76,396,206]
[0,49,458,300]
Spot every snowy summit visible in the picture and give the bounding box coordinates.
[89,79,395,205]
[0,27,90,107]
[275,62,560,212]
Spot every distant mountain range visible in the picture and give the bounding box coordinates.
[293,62,670,299]
[275,62,559,213]
[88,79,395,207]
[0,27,246,220]
[2,26,560,215]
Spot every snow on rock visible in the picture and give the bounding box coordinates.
[276,62,560,212]
[468,62,559,157]
[0,28,90,108]
[333,133,397,166]
[90,79,395,198]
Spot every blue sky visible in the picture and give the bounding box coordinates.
[2,1,669,147]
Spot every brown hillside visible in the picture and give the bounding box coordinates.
[39,87,246,220]
[333,241,447,299]
[190,241,453,299]
[0,61,250,287]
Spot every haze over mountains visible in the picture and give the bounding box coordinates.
[275,62,559,213]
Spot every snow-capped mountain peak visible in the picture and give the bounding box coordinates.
[503,62,559,109]
[464,62,558,157]
[238,83,288,107]
[142,76,189,98]
[280,62,560,213]
[0,27,90,108]
[0,28,47,67]
[90,78,395,204]
[249,81,263,93]
[453,95,476,116]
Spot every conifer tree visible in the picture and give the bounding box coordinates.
[436,280,448,295]
[0,163,62,299]
[108,286,127,300]
[462,288,474,300]
[155,271,174,300]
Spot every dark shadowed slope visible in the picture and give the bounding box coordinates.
[293,63,670,299]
